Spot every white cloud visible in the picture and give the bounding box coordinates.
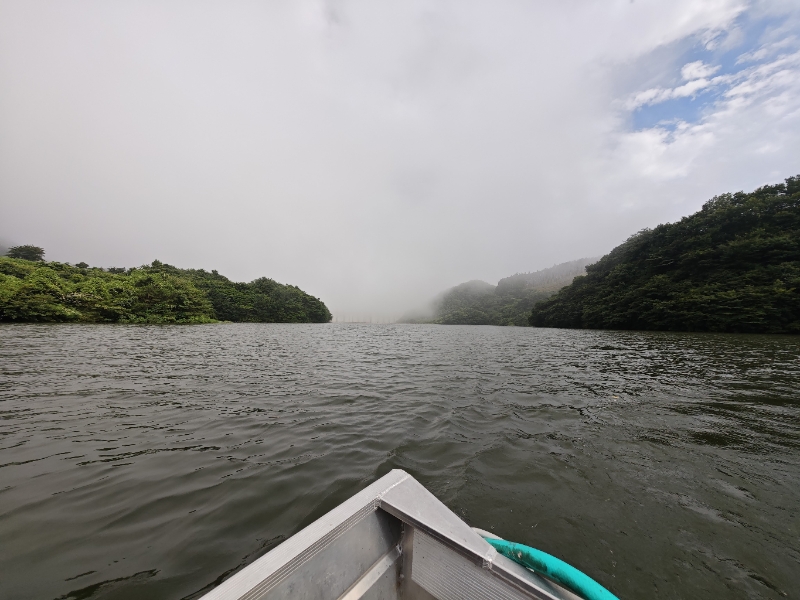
[626,76,722,109]
[609,38,800,208]
[625,61,732,110]
[681,60,721,80]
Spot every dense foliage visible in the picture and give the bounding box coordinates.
[157,263,332,323]
[402,259,595,326]
[530,176,800,333]
[6,245,45,261]
[0,258,332,324]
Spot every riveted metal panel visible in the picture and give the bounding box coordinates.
[412,530,537,600]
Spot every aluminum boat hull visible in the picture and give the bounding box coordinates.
[200,469,581,600]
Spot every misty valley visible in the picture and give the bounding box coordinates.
[406,176,800,334]
[3,177,798,334]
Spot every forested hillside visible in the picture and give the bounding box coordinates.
[0,258,331,324]
[401,258,596,326]
[530,176,800,333]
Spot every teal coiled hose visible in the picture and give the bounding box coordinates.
[480,536,619,600]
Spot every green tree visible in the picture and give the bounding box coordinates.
[530,175,800,334]
[0,256,332,324]
[0,266,79,321]
[6,245,45,261]
[123,271,214,323]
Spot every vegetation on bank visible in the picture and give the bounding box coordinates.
[401,259,596,326]
[530,176,800,333]
[0,257,332,324]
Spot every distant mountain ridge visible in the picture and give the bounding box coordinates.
[401,258,598,326]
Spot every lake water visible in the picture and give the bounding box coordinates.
[1,324,798,600]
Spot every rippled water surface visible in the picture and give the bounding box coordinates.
[1,324,799,600]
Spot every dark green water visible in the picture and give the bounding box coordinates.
[1,324,798,600]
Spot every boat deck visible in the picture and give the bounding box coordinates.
[200,469,581,600]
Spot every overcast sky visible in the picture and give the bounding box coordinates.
[1,0,799,319]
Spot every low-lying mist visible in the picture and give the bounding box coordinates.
[400,258,598,326]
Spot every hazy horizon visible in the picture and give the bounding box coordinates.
[2,0,799,320]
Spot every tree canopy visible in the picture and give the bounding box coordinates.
[6,245,45,261]
[529,176,800,334]
[0,258,332,324]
